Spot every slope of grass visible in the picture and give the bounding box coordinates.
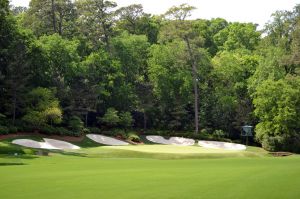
[0,154,300,199]
[1,137,299,198]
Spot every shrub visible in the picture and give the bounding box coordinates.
[281,135,300,153]
[112,128,126,139]
[56,127,72,136]
[0,113,7,125]
[212,130,226,139]
[68,116,84,134]
[88,127,101,134]
[127,132,141,142]
[8,126,18,134]
[119,112,134,130]
[22,87,62,128]
[82,128,90,134]
[100,108,120,127]
[21,125,35,132]
[0,126,9,135]
[261,135,284,152]
[40,125,57,135]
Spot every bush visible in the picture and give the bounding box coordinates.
[261,134,300,153]
[68,116,84,134]
[112,128,126,139]
[119,112,134,130]
[56,127,72,136]
[99,108,120,127]
[0,125,9,135]
[88,127,101,134]
[281,135,300,153]
[212,130,226,139]
[8,126,18,134]
[16,124,34,133]
[40,125,57,135]
[82,128,90,134]
[127,132,141,142]
[260,135,284,152]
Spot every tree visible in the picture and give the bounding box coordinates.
[30,34,80,99]
[3,30,33,125]
[115,4,160,43]
[100,108,120,127]
[115,4,145,34]
[0,1,33,125]
[76,0,117,50]
[22,87,62,128]
[253,76,300,151]
[148,41,194,130]
[213,22,261,51]
[119,112,134,132]
[212,50,259,134]
[68,116,84,134]
[163,4,201,133]
[21,0,77,37]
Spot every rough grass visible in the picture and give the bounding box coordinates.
[1,137,300,199]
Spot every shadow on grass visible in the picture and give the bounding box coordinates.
[0,162,25,166]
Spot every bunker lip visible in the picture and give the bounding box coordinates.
[43,138,80,150]
[198,140,246,150]
[86,134,129,146]
[12,138,80,150]
[146,135,195,146]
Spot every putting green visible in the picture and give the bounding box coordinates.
[103,144,242,154]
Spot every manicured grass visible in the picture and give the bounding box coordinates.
[1,138,300,199]
[1,154,300,199]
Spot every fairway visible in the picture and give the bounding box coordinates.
[1,141,300,199]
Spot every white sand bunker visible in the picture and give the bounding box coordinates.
[12,139,59,149]
[146,136,195,146]
[198,141,246,150]
[12,138,80,150]
[146,136,170,145]
[43,138,80,150]
[169,137,195,146]
[86,134,129,146]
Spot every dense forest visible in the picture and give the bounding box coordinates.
[1,0,300,152]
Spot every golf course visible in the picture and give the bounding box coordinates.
[2,0,300,198]
[1,135,300,199]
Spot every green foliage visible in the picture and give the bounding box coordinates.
[44,107,62,125]
[8,126,18,133]
[40,125,57,135]
[56,127,72,136]
[68,116,84,134]
[2,1,300,150]
[212,130,226,139]
[253,77,300,150]
[0,125,9,135]
[22,87,62,128]
[119,112,134,129]
[88,127,101,134]
[111,128,127,139]
[127,132,141,142]
[100,108,120,127]
[213,22,261,51]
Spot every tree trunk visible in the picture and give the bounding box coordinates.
[85,112,88,127]
[184,37,199,134]
[58,9,63,35]
[143,111,147,131]
[12,89,16,126]
[51,0,57,33]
